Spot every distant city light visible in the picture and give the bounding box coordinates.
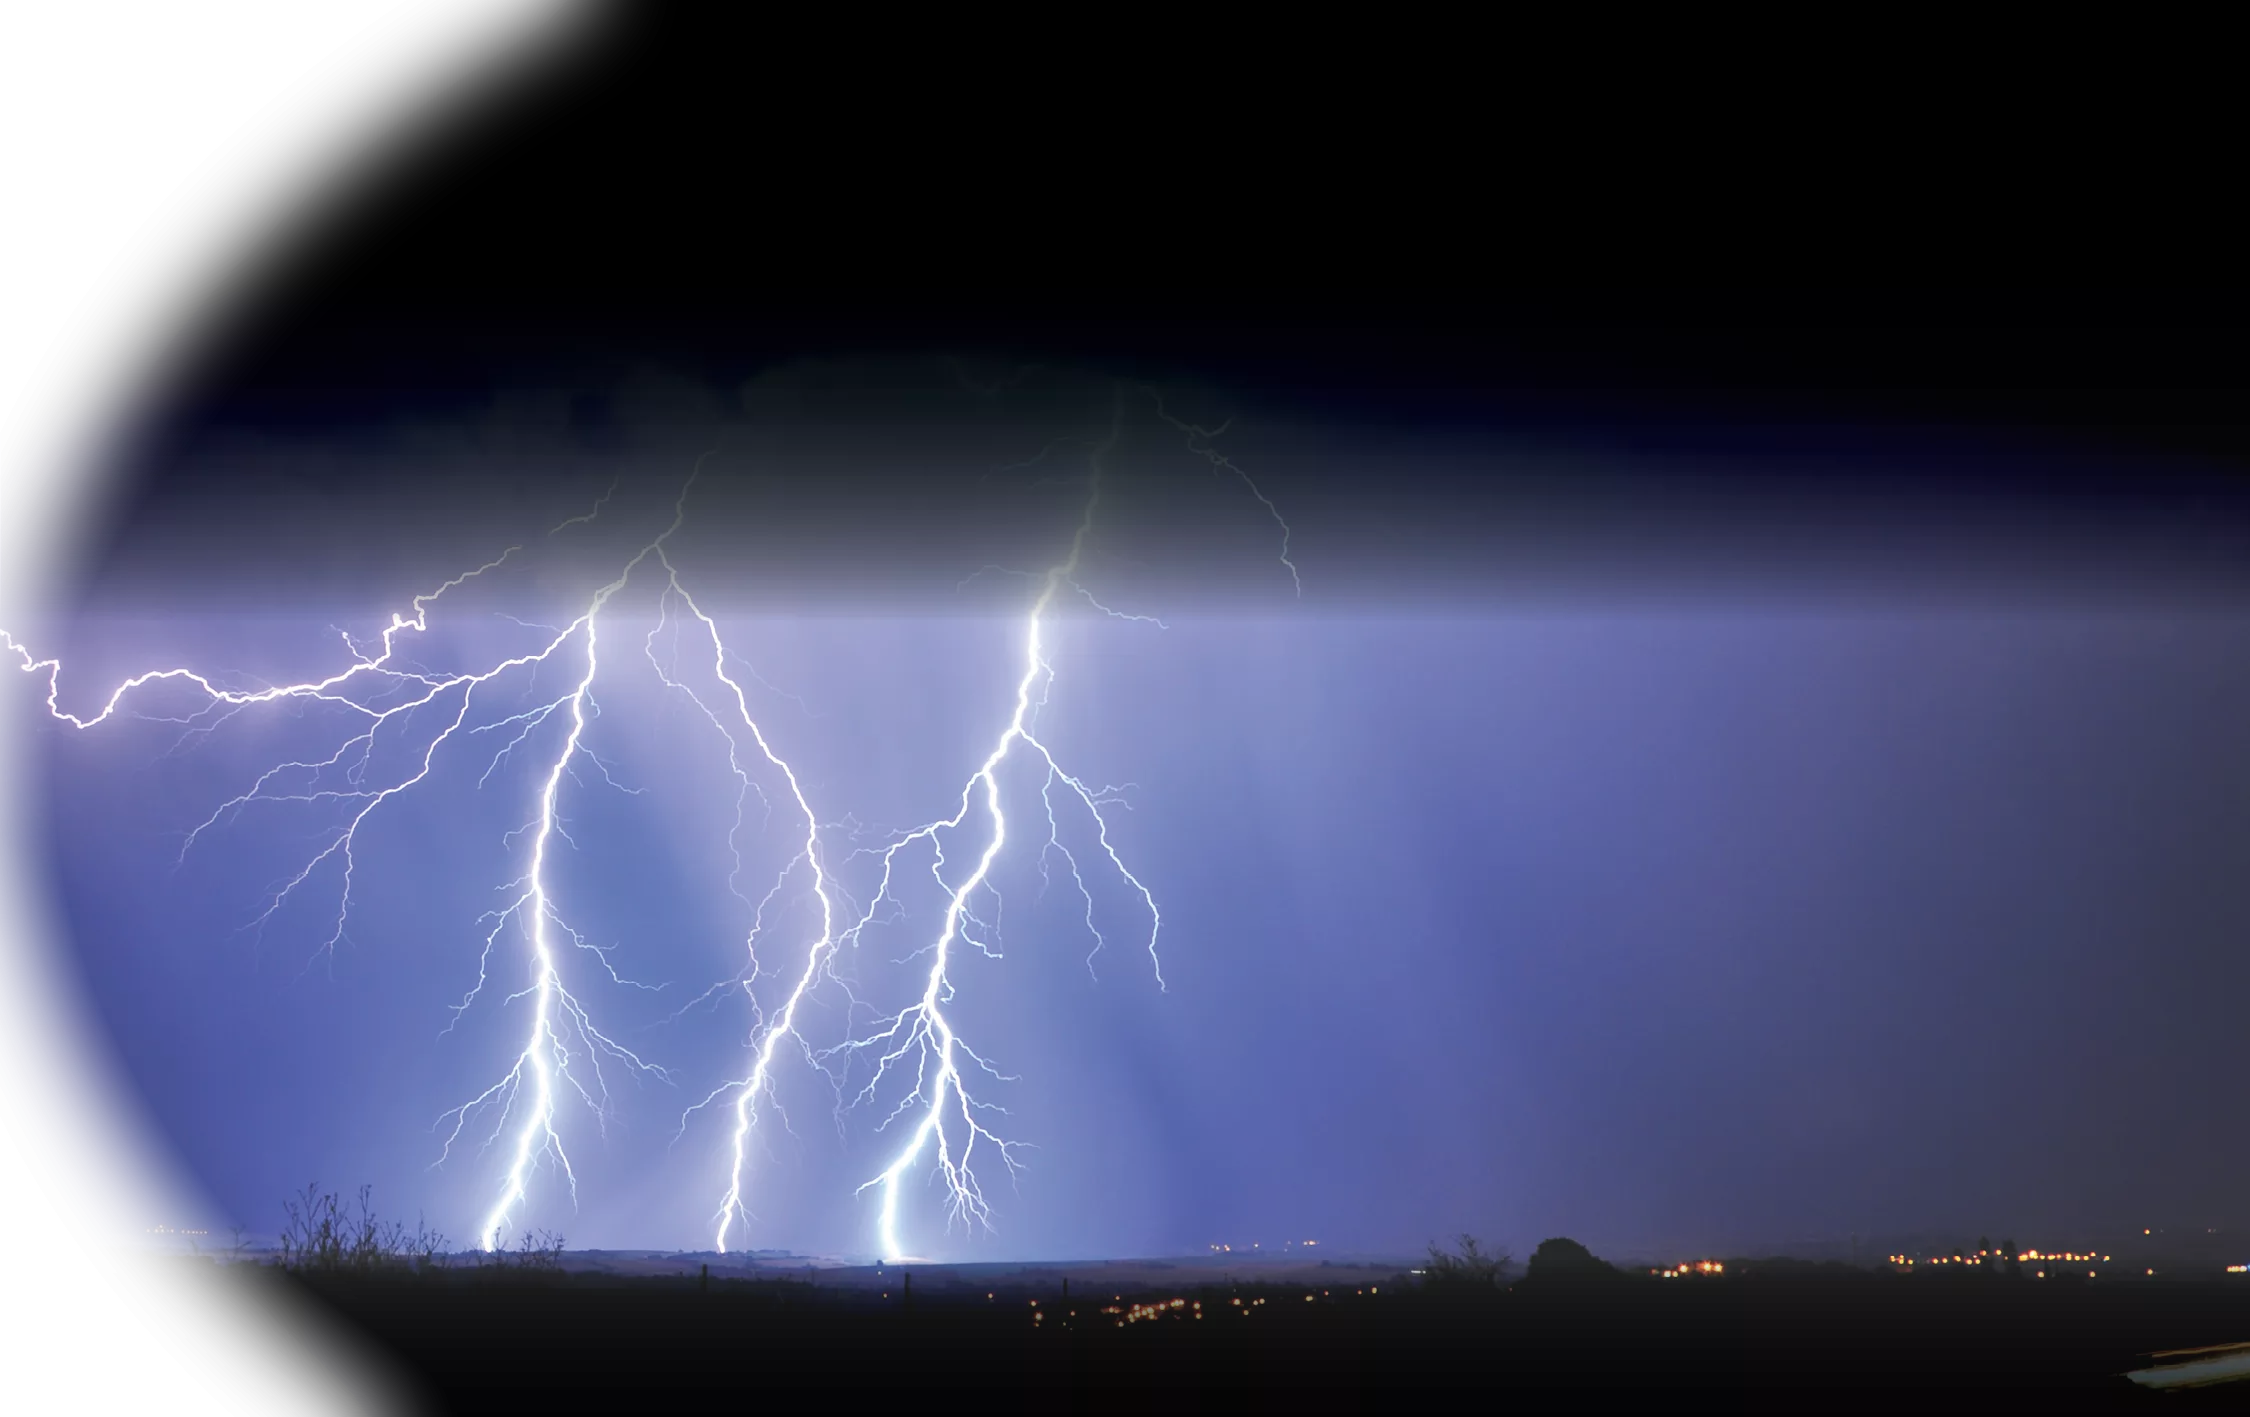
[1649,1260,1724,1279]
[1890,1245,2115,1273]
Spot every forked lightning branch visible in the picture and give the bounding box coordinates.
[2,380,1292,1260]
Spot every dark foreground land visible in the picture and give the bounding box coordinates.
[267,1266,2250,1414]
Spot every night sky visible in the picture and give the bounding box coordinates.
[23,10,2250,1265]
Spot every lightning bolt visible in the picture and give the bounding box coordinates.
[4,472,811,1252]
[816,381,1285,1263]
[656,554,843,1256]
[4,370,1291,1262]
[1144,385,1301,597]
[437,490,686,1253]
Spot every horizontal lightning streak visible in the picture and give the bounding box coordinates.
[5,374,1288,1261]
[12,491,685,1252]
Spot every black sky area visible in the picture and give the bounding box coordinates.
[0,290,2241,616]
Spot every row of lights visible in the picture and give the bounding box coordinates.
[1650,1261,1725,1279]
[1889,1253,2130,1279]
[1035,1284,1385,1328]
[1103,1298,1193,1326]
[1886,1249,2110,1268]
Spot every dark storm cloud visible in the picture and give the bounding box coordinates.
[8,290,2241,616]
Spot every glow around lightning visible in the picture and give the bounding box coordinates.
[4,478,804,1253]
[438,494,683,1253]
[823,388,1197,1263]
[4,375,1291,1260]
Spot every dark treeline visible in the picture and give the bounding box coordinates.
[243,1251,2250,1413]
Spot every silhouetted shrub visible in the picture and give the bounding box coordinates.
[1524,1237,1625,1286]
[495,1229,566,1275]
[276,1184,446,1277]
[1422,1233,1511,1293]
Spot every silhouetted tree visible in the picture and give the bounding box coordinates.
[1524,1237,1624,1286]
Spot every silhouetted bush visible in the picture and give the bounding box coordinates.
[484,1228,566,1277]
[1422,1233,1511,1293]
[272,1186,580,1285]
[1523,1237,1625,1286]
[277,1184,446,1277]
